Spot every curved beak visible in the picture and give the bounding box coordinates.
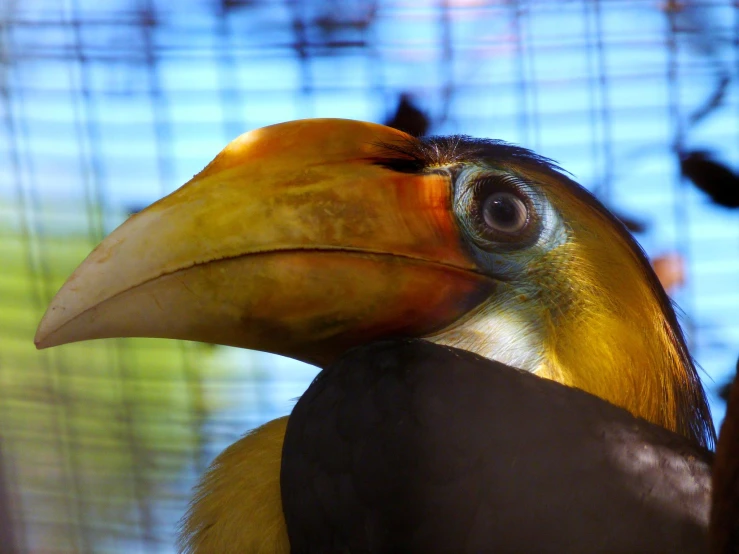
[35,119,493,366]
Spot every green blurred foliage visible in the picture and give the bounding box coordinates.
[0,211,236,551]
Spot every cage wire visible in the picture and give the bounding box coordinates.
[0,0,738,552]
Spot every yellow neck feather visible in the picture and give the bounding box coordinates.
[535,189,714,448]
[179,417,290,554]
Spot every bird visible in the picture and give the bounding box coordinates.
[34,118,717,552]
[282,338,713,553]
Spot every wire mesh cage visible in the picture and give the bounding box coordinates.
[1,0,738,552]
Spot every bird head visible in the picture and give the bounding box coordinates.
[34,118,714,448]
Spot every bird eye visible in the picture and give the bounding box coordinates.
[482,192,528,234]
[453,170,540,250]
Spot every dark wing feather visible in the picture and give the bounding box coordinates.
[282,339,712,554]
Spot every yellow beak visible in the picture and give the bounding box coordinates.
[35,119,493,366]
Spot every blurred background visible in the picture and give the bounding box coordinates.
[1,0,738,552]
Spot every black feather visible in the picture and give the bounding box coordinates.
[282,339,712,554]
[373,135,565,178]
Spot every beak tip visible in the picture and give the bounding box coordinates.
[34,304,67,350]
[34,321,53,350]
[34,331,49,350]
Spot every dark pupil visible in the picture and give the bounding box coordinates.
[487,197,517,226]
[483,193,524,231]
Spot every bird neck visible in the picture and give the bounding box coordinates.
[538,293,703,444]
[533,229,714,448]
[427,234,714,448]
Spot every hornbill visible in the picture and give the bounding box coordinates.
[34,119,719,552]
